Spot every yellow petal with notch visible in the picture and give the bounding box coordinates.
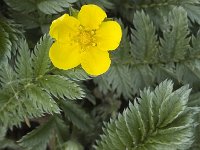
[50,14,80,43]
[95,21,122,51]
[78,4,107,30]
[49,42,81,70]
[81,47,111,76]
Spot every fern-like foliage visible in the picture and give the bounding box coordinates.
[0,35,84,128]
[0,24,10,61]
[54,67,90,81]
[4,0,77,14]
[37,0,77,14]
[39,75,84,100]
[59,100,94,131]
[110,0,200,28]
[131,10,158,62]
[18,116,67,150]
[95,7,200,99]
[0,17,23,61]
[3,0,78,33]
[95,80,197,150]
[159,7,190,61]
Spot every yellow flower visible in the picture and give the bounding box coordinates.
[49,4,122,76]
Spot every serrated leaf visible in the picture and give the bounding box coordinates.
[93,75,111,95]
[0,126,6,141]
[26,85,60,114]
[0,18,24,53]
[37,0,77,14]
[131,10,158,62]
[38,75,84,100]
[15,39,32,80]
[0,63,17,87]
[18,117,56,150]
[190,31,200,57]
[3,0,36,13]
[0,138,21,149]
[95,80,195,150]
[160,7,190,61]
[59,100,94,131]
[0,24,11,62]
[130,65,155,94]
[53,67,90,81]
[158,85,191,127]
[0,84,58,128]
[32,34,53,77]
[188,92,200,107]
[176,60,200,86]
[182,4,200,24]
[102,64,133,99]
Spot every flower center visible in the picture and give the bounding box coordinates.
[78,26,96,50]
[79,32,91,45]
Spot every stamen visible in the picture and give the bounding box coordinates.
[77,27,97,50]
[79,25,83,30]
[92,43,97,46]
[91,30,95,35]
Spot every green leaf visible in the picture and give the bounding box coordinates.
[11,13,39,29]
[18,117,56,150]
[0,83,59,127]
[95,80,196,150]
[190,31,200,57]
[0,24,11,62]
[131,10,158,62]
[182,4,200,24]
[94,75,111,95]
[176,60,200,86]
[0,18,24,52]
[105,64,133,99]
[153,63,177,83]
[188,92,200,107]
[32,34,53,77]
[3,0,36,13]
[54,116,69,141]
[130,65,155,94]
[160,7,190,61]
[0,90,25,127]
[59,100,94,131]
[0,138,21,149]
[37,0,77,14]
[0,63,17,87]
[26,85,60,114]
[54,67,90,81]
[95,64,134,99]
[38,75,85,100]
[0,126,6,141]
[15,39,32,80]
[157,84,191,127]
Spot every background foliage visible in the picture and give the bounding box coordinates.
[0,0,200,149]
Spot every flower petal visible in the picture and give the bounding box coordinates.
[49,14,80,43]
[78,4,107,30]
[49,42,81,70]
[95,21,122,51]
[81,47,111,76]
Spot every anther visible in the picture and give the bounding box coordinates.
[92,43,97,46]
[91,30,95,35]
[79,25,83,30]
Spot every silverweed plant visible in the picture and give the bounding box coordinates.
[0,0,200,150]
